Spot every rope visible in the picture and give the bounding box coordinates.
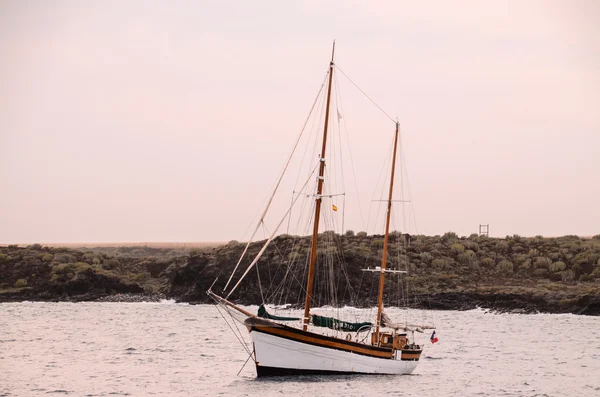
[213,302,252,356]
[334,64,396,124]
[237,349,255,376]
[399,134,420,235]
[223,72,328,293]
[226,164,319,299]
[334,71,366,231]
[255,261,265,304]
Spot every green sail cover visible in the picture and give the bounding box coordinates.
[311,314,372,333]
[257,304,300,321]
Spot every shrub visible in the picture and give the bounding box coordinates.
[561,241,581,252]
[54,253,76,263]
[580,274,592,282]
[83,253,96,263]
[41,253,54,262]
[51,262,91,281]
[497,260,514,273]
[520,259,532,270]
[533,268,548,277]
[73,262,91,272]
[495,241,509,252]
[480,258,494,268]
[419,252,433,264]
[371,239,385,249]
[0,253,7,261]
[346,246,372,261]
[14,278,28,288]
[131,272,149,282]
[104,258,120,269]
[458,250,477,265]
[534,257,552,268]
[560,270,575,281]
[464,241,479,251]
[450,243,465,255]
[442,232,458,243]
[513,254,528,265]
[345,230,355,237]
[512,245,526,253]
[549,261,566,272]
[356,231,368,238]
[432,258,452,270]
[528,249,539,258]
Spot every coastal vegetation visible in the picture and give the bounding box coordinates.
[1,233,599,314]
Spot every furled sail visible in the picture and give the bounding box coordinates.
[257,304,300,321]
[380,312,435,333]
[311,314,372,333]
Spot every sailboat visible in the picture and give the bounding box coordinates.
[208,43,435,377]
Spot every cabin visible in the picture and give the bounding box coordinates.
[371,332,408,349]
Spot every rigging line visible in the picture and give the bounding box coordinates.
[334,64,396,124]
[276,198,316,304]
[213,302,252,356]
[223,73,328,293]
[286,190,294,235]
[255,260,266,304]
[294,72,328,190]
[260,222,296,300]
[368,137,394,235]
[237,349,255,376]
[342,194,346,236]
[226,164,319,299]
[400,134,419,235]
[335,70,366,231]
[332,74,347,234]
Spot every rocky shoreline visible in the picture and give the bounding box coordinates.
[2,289,598,316]
[2,233,599,315]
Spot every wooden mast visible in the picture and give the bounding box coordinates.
[374,121,400,342]
[303,42,335,331]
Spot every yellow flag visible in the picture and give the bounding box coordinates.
[332,204,338,211]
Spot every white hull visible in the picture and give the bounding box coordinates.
[250,328,419,376]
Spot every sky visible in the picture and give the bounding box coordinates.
[1,0,599,244]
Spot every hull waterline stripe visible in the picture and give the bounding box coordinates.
[256,365,399,377]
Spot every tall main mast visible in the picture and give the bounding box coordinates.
[303,42,335,331]
[374,121,400,341]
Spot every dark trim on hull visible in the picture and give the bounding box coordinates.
[245,317,393,359]
[257,365,372,377]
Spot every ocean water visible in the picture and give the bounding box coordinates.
[2,302,599,397]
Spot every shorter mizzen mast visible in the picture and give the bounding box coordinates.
[374,121,400,342]
[302,41,336,331]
